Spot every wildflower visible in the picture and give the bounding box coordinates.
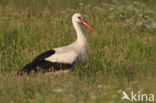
[53,87,62,93]
[97,84,102,88]
[79,3,84,6]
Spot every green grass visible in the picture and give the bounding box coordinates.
[0,0,156,103]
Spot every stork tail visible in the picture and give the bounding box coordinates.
[17,60,74,75]
[17,62,37,75]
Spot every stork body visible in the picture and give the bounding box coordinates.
[17,13,96,75]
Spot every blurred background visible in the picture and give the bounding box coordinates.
[0,0,156,103]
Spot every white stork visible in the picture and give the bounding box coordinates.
[17,13,96,75]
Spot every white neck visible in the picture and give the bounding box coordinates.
[72,18,89,61]
[72,20,86,42]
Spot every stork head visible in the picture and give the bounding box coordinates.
[72,13,83,23]
[72,13,97,34]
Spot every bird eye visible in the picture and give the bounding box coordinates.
[78,17,81,19]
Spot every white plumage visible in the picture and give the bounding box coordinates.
[45,13,91,68]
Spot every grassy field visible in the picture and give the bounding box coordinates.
[0,0,156,103]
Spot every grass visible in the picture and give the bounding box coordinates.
[0,0,156,103]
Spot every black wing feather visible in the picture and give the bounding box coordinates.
[17,50,55,75]
[32,50,55,62]
[17,49,74,75]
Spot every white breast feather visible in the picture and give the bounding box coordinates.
[45,49,78,64]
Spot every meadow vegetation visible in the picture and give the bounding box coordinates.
[0,0,156,103]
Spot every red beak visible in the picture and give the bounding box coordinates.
[81,20,97,34]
